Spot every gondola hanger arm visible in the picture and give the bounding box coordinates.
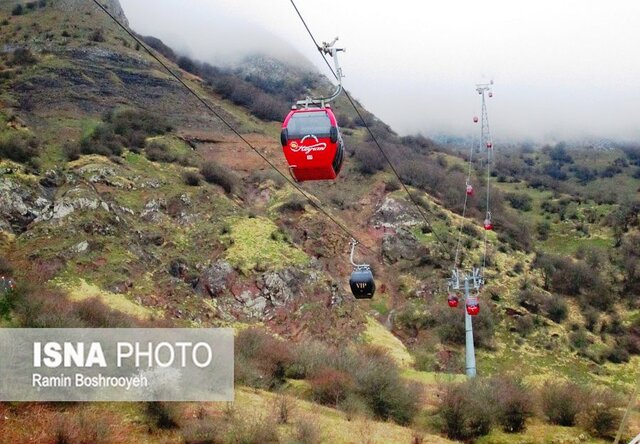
[349,239,368,268]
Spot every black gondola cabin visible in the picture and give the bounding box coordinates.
[349,266,375,299]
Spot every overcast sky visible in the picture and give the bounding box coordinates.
[119,0,640,142]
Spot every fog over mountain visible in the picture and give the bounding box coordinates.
[120,0,640,142]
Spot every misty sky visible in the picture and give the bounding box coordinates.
[119,0,640,142]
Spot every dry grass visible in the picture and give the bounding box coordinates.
[60,278,157,320]
[361,315,415,368]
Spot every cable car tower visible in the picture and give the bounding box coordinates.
[447,268,484,377]
[476,80,494,268]
[445,81,495,378]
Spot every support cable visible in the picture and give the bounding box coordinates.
[478,86,493,272]
[453,133,477,268]
[90,0,376,256]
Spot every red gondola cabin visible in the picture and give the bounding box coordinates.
[466,296,480,316]
[281,107,344,182]
[483,217,493,230]
[466,184,474,196]
[447,293,459,308]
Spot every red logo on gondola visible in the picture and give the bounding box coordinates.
[290,135,327,154]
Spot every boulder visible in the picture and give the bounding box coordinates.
[140,198,166,222]
[371,196,421,228]
[71,240,89,254]
[258,270,295,306]
[195,260,235,298]
[382,227,425,264]
[0,179,51,233]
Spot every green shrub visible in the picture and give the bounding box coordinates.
[310,367,354,406]
[505,192,533,211]
[224,414,279,444]
[0,282,19,321]
[539,380,584,426]
[249,169,285,188]
[604,342,630,363]
[514,315,534,337]
[278,195,306,213]
[180,419,224,444]
[80,123,123,157]
[350,347,420,425]
[537,221,551,240]
[292,416,323,444]
[286,340,332,379]
[9,48,37,65]
[235,328,292,389]
[145,402,180,429]
[200,161,239,194]
[73,297,134,328]
[461,222,480,238]
[145,140,177,163]
[182,170,201,186]
[78,109,172,158]
[90,29,105,42]
[337,393,372,420]
[545,296,568,323]
[0,133,39,163]
[0,257,13,275]
[384,178,401,192]
[296,341,419,425]
[9,279,141,329]
[108,108,172,139]
[62,142,81,161]
[413,347,437,372]
[490,376,533,433]
[438,380,494,440]
[583,307,600,332]
[578,388,623,439]
[53,411,111,444]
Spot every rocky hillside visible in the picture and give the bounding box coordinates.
[0,0,639,442]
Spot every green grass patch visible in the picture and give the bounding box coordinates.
[223,217,309,275]
[542,233,612,255]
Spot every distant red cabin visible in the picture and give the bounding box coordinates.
[483,218,493,230]
[473,116,479,123]
[466,184,474,196]
[281,107,344,182]
[466,297,480,316]
[447,293,459,308]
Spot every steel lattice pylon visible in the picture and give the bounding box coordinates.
[476,82,493,150]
